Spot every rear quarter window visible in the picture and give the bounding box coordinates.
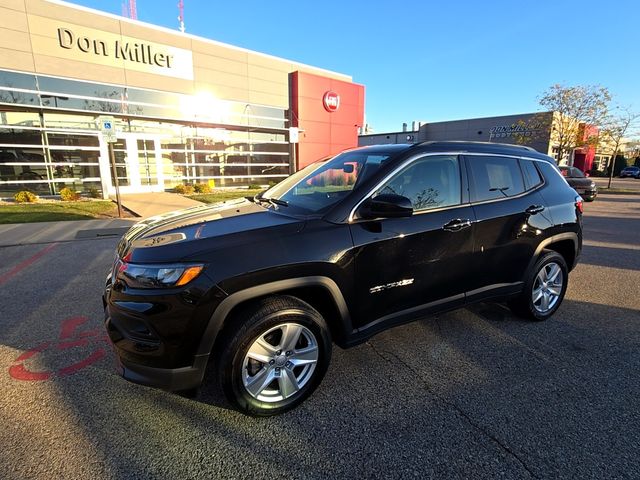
[520,159,544,190]
[536,161,571,190]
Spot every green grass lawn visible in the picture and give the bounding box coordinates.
[0,201,121,224]
[190,189,263,204]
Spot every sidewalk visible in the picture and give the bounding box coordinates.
[0,218,136,247]
[0,193,204,247]
[116,192,202,218]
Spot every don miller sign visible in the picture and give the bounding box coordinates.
[55,26,193,79]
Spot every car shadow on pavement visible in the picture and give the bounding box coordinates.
[579,244,640,271]
[4,295,640,478]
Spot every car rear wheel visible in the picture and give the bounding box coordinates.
[215,295,332,416]
[509,250,568,321]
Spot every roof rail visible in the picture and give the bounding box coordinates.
[413,141,537,152]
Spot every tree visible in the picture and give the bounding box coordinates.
[600,108,640,187]
[538,84,611,164]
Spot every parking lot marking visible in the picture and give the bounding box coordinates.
[8,316,109,381]
[0,243,58,286]
[8,342,53,381]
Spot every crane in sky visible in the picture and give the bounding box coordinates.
[121,0,137,20]
[178,0,185,33]
[121,0,186,33]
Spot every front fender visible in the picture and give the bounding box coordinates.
[195,276,353,358]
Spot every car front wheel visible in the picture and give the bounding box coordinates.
[215,295,332,416]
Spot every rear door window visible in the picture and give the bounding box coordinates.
[467,155,526,202]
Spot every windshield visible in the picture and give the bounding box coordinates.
[560,167,584,178]
[261,150,393,215]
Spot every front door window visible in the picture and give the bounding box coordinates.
[375,154,462,211]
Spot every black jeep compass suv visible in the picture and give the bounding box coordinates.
[104,141,583,416]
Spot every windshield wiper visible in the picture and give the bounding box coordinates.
[254,195,288,207]
[489,186,510,197]
[266,197,288,207]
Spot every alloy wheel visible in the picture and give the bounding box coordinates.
[242,323,319,403]
[532,262,564,313]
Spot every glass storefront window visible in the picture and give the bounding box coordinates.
[110,149,129,187]
[0,90,39,106]
[43,113,99,130]
[0,128,43,146]
[0,111,41,127]
[50,149,100,165]
[0,71,39,106]
[0,71,37,90]
[0,70,292,195]
[47,133,99,147]
[37,76,124,100]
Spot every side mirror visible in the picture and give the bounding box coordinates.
[360,193,413,219]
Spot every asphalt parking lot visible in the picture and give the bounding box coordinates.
[1,193,639,479]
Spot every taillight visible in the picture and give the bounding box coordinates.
[575,196,583,214]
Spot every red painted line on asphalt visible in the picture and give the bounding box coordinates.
[57,348,106,376]
[56,338,90,349]
[0,243,58,286]
[59,316,89,339]
[13,342,50,362]
[9,342,53,381]
[8,363,52,381]
[8,315,112,382]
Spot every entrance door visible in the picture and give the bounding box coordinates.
[102,133,163,195]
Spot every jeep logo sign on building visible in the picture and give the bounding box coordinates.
[323,91,340,112]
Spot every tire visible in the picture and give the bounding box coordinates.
[509,250,569,321]
[214,295,332,416]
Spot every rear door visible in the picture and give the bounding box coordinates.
[464,155,553,297]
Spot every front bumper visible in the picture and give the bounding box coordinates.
[576,187,597,198]
[105,315,210,391]
[102,267,227,391]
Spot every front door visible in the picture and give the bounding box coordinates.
[102,134,163,195]
[349,154,475,328]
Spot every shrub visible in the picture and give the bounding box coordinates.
[248,183,262,190]
[14,190,37,203]
[59,187,80,201]
[86,186,101,198]
[588,169,607,177]
[175,184,194,195]
[193,183,211,194]
[268,180,278,187]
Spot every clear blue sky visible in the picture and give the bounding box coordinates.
[71,0,639,132]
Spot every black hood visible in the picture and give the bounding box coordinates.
[117,198,304,263]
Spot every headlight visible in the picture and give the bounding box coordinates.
[116,261,204,288]
[590,182,596,187]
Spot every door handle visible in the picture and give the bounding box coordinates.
[442,219,472,232]
[525,205,545,215]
